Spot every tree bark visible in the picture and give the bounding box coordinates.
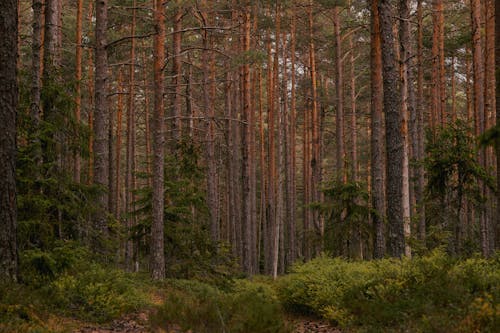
[151,0,166,280]
[379,0,405,257]
[125,0,137,271]
[74,0,83,182]
[0,0,18,282]
[172,1,183,141]
[333,6,345,184]
[371,0,386,259]
[471,0,489,257]
[94,0,109,234]
[416,0,426,242]
[495,0,500,252]
[399,0,413,258]
[287,8,297,266]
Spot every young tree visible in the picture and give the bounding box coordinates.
[0,0,18,282]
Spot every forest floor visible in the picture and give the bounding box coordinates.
[73,312,341,333]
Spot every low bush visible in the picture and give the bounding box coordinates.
[151,279,290,333]
[276,250,500,332]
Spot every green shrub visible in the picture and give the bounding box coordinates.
[152,279,289,333]
[48,264,147,322]
[276,250,500,332]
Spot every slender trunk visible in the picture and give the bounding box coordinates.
[471,0,489,257]
[151,0,166,280]
[310,1,322,250]
[172,2,182,141]
[242,8,255,274]
[142,45,152,185]
[74,0,83,182]
[125,1,137,271]
[94,0,109,234]
[31,0,43,170]
[371,0,386,259]
[287,9,297,266]
[416,0,426,241]
[266,22,275,272]
[379,0,405,257]
[399,0,412,258]
[0,0,18,282]
[115,69,124,218]
[87,0,94,185]
[271,3,282,279]
[494,0,500,251]
[334,6,344,184]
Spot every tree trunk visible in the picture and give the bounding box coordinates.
[151,0,166,280]
[379,0,405,257]
[271,3,282,279]
[74,0,83,182]
[172,1,183,141]
[471,0,489,257]
[242,8,255,274]
[287,8,297,266]
[0,0,18,282]
[416,0,426,241]
[495,0,500,252]
[371,0,386,259]
[399,0,412,258]
[333,6,344,184]
[115,69,124,218]
[94,0,109,234]
[31,0,43,170]
[125,1,137,271]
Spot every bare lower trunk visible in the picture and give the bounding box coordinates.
[150,0,166,280]
[94,0,109,234]
[0,0,18,281]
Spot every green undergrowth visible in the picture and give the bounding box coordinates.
[1,241,151,332]
[276,250,500,332]
[151,277,290,333]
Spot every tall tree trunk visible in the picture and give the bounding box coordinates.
[0,0,18,282]
[471,0,489,257]
[242,8,255,274]
[379,0,405,257]
[333,6,345,184]
[431,0,444,128]
[199,2,220,244]
[31,0,43,170]
[271,3,282,278]
[495,0,500,252]
[94,0,109,234]
[125,1,137,271]
[399,0,412,258]
[115,69,124,218]
[172,1,182,141]
[310,1,322,252]
[287,8,297,266]
[87,0,94,185]
[151,0,166,280]
[266,21,276,271]
[416,0,426,241]
[371,0,386,259]
[74,0,83,182]
[484,0,495,254]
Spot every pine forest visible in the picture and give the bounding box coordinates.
[1,0,499,332]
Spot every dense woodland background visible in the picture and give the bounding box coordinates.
[2,1,500,332]
[1,0,500,282]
